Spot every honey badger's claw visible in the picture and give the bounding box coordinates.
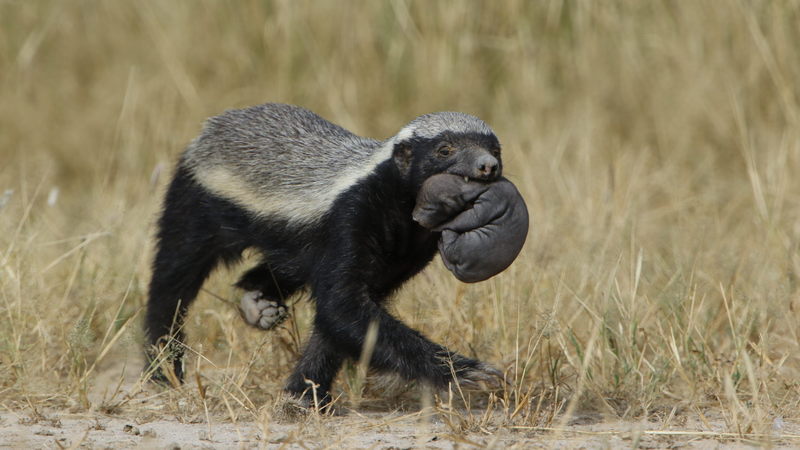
[456,363,508,391]
[239,291,289,330]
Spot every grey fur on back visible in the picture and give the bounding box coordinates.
[181,103,494,224]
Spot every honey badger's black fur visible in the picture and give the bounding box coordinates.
[145,103,502,404]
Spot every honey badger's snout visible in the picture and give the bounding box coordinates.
[475,153,499,179]
[466,149,500,180]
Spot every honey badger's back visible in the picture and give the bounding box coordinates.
[181,103,387,224]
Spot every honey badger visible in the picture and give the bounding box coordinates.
[145,103,504,405]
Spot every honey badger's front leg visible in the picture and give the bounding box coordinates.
[284,270,504,405]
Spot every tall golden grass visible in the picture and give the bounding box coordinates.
[1,0,799,439]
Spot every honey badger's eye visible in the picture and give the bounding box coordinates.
[491,147,501,157]
[436,143,454,158]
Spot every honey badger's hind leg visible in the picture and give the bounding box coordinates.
[145,166,244,385]
[235,261,301,330]
[239,291,289,330]
[146,238,219,385]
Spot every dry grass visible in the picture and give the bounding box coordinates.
[2,0,800,447]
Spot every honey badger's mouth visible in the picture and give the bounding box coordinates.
[444,166,500,183]
[445,171,499,183]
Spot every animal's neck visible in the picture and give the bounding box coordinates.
[365,159,418,210]
[344,160,439,295]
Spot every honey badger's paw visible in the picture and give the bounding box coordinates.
[239,291,289,330]
[455,362,508,391]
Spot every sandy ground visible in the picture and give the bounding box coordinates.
[3,408,799,449]
[2,354,798,448]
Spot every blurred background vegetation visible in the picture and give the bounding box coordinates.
[1,0,799,431]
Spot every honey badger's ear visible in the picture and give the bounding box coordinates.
[392,142,413,175]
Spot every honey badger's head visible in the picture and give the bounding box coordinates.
[390,112,502,190]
